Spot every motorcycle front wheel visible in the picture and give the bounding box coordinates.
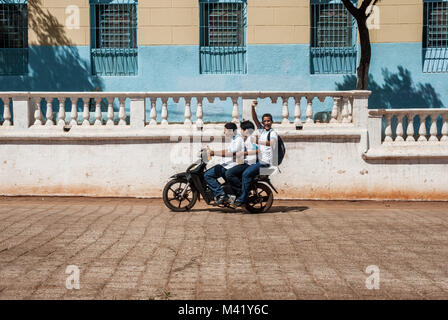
[245,182,274,213]
[162,178,198,212]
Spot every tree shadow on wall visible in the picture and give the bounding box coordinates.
[335,66,444,109]
[0,0,103,91]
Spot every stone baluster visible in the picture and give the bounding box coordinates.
[45,97,54,126]
[196,97,204,129]
[294,96,302,127]
[94,97,103,126]
[70,98,78,126]
[418,113,428,142]
[441,114,448,142]
[384,113,393,142]
[2,97,12,126]
[305,96,314,124]
[184,97,192,126]
[82,98,90,126]
[232,97,239,124]
[330,97,339,123]
[118,97,126,125]
[33,98,44,126]
[347,98,353,123]
[429,114,439,142]
[106,98,114,126]
[342,98,350,123]
[161,98,168,125]
[281,97,290,125]
[395,114,404,142]
[405,113,415,142]
[149,99,157,125]
[57,97,66,126]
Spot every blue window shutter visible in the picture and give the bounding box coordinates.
[90,0,138,76]
[199,0,247,74]
[423,0,448,73]
[0,0,28,75]
[310,0,358,74]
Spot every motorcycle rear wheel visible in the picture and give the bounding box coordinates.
[163,178,198,212]
[245,182,274,213]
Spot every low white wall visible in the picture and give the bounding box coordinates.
[1,126,448,201]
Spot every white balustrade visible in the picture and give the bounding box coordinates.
[384,114,393,142]
[184,98,192,126]
[294,96,302,127]
[149,99,157,125]
[161,98,168,126]
[93,97,102,126]
[118,97,126,125]
[45,97,54,126]
[418,113,428,142]
[58,97,66,126]
[281,97,289,125]
[232,98,239,124]
[1,97,12,126]
[442,115,448,142]
[395,115,404,142]
[0,91,370,130]
[33,98,43,126]
[70,98,78,126]
[305,96,313,124]
[342,98,350,123]
[196,97,204,129]
[330,97,339,123]
[429,115,438,142]
[406,113,415,142]
[82,97,90,126]
[106,98,114,126]
[369,109,448,144]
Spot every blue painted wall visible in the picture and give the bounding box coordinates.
[0,43,446,123]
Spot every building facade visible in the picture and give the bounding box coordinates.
[0,0,447,121]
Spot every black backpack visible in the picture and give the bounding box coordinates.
[267,130,286,166]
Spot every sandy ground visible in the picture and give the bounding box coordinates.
[0,196,447,300]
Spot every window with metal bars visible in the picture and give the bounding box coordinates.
[423,0,448,73]
[310,0,357,74]
[0,0,28,76]
[199,0,247,74]
[90,0,138,76]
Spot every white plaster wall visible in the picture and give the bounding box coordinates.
[1,130,448,200]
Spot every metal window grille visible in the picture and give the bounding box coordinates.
[200,0,247,74]
[90,0,138,76]
[310,0,357,74]
[0,0,28,75]
[423,0,448,73]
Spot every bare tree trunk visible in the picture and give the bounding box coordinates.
[356,18,371,90]
[341,0,377,90]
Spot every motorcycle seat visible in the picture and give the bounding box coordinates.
[255,166,279,180]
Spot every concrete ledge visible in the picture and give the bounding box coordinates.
[0,126,362,142]
[363,145,448,160]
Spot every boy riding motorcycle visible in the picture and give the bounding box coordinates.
[204,122,244,205]
[233,100,278,207]
[224,120,258,197]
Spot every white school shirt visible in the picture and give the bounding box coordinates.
[220,134,244,169]
[244,135,258,165]
[258,128,278,166]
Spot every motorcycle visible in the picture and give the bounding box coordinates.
[162,148,278,213]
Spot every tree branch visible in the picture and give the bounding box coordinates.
[360,0,374,13]
[341,0,359,18]
[366,0,380,18]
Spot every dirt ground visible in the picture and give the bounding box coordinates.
[0,196,447,299]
